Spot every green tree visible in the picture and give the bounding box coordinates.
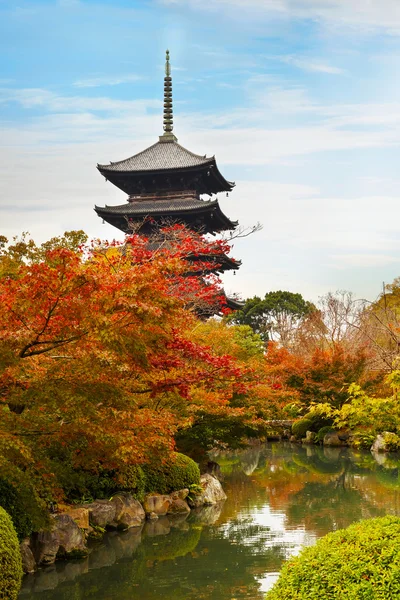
[226,290,314,346]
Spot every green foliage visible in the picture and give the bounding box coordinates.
[143,452,200,494]
[115,465,146,501]
[382,432,400,452]
[292,419,313,439]
[0,477,49,541]
[324,376,400,445]
[226,290,313,343]
[266,515,400,599]
[0,506,23,600]
[0,479,33,541]
[316,426,335,444]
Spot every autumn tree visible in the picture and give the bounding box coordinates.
[0,229,257,513]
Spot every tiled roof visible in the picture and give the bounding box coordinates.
[98,140,214,173]
[96,197,220,215]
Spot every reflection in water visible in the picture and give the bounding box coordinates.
[19,443,400,600]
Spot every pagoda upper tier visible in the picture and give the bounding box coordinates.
[97,139,234,197]
[95,50,237,236]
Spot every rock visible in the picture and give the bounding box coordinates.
[64,507,89,529]
[170,488,189,501]
[167,498,190,514]
[53,514,88,558]
[31,513,88,566]
[323,432,347,447]
[31,528,60,566]
[148,512,158,520]
[143,494,172,516]
[289,435,298,443]
[20,538,36,574]
[371,432,400,453]
[110,493,145,529]
[87,501,116,528]
[302,431,316,444]
[187,474,227,508]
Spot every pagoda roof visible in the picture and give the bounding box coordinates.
[95,196,238,234]
[97,139,234,196]
[98,139,215,173]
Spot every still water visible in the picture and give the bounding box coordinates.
[20,443,400,599]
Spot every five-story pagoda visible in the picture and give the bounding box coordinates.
[95,50,240,277]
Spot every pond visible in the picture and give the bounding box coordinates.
[19,443,400,599]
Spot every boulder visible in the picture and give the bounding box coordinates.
[167,498,190,514]
[143,494,172,517]
[31,528,60,566]
[371,432,400,453]
[31,513,88,566]
[170,488,189,501]
[110,493,145,529]
[64,507,89,529]
[187,474,227,508]
[323,432,347,447]
[20,538,36,574]
[53,514,88,558]
[302,431,316,445]
[87,501,116,528]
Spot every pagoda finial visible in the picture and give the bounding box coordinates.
[160,49,177,142]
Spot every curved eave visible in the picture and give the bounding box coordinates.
[94,199,238,233]
[95,204,237,234]
[97,158,235,195]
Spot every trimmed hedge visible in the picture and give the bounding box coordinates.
[0,506,23,600]
[266,515,400,599]
[143,452,200,494]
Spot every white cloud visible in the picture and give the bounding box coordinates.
[160,0,400,33]
[279,55,345,75]
[0,88,160,113]
[73,74,143,88]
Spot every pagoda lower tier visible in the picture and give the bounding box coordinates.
[95,191,238,235]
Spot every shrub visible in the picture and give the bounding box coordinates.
[0,506,23,600]
[143,452,200,494]
[266,515,400,599]
[383,432,400,451]
[114,465,146,501]
[292,419,313,439]
[0,478,49,541]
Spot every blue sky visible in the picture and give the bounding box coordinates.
[1,0,400,303]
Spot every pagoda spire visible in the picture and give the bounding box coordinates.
[160,49,177,142]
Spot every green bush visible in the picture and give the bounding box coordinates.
[266,515,400,599]
[143,452,200,494]
[0,506,23,600]
[114,465,146,501]
[0,479,33,541]
[0,478,49,541]
[292,419,313,439]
